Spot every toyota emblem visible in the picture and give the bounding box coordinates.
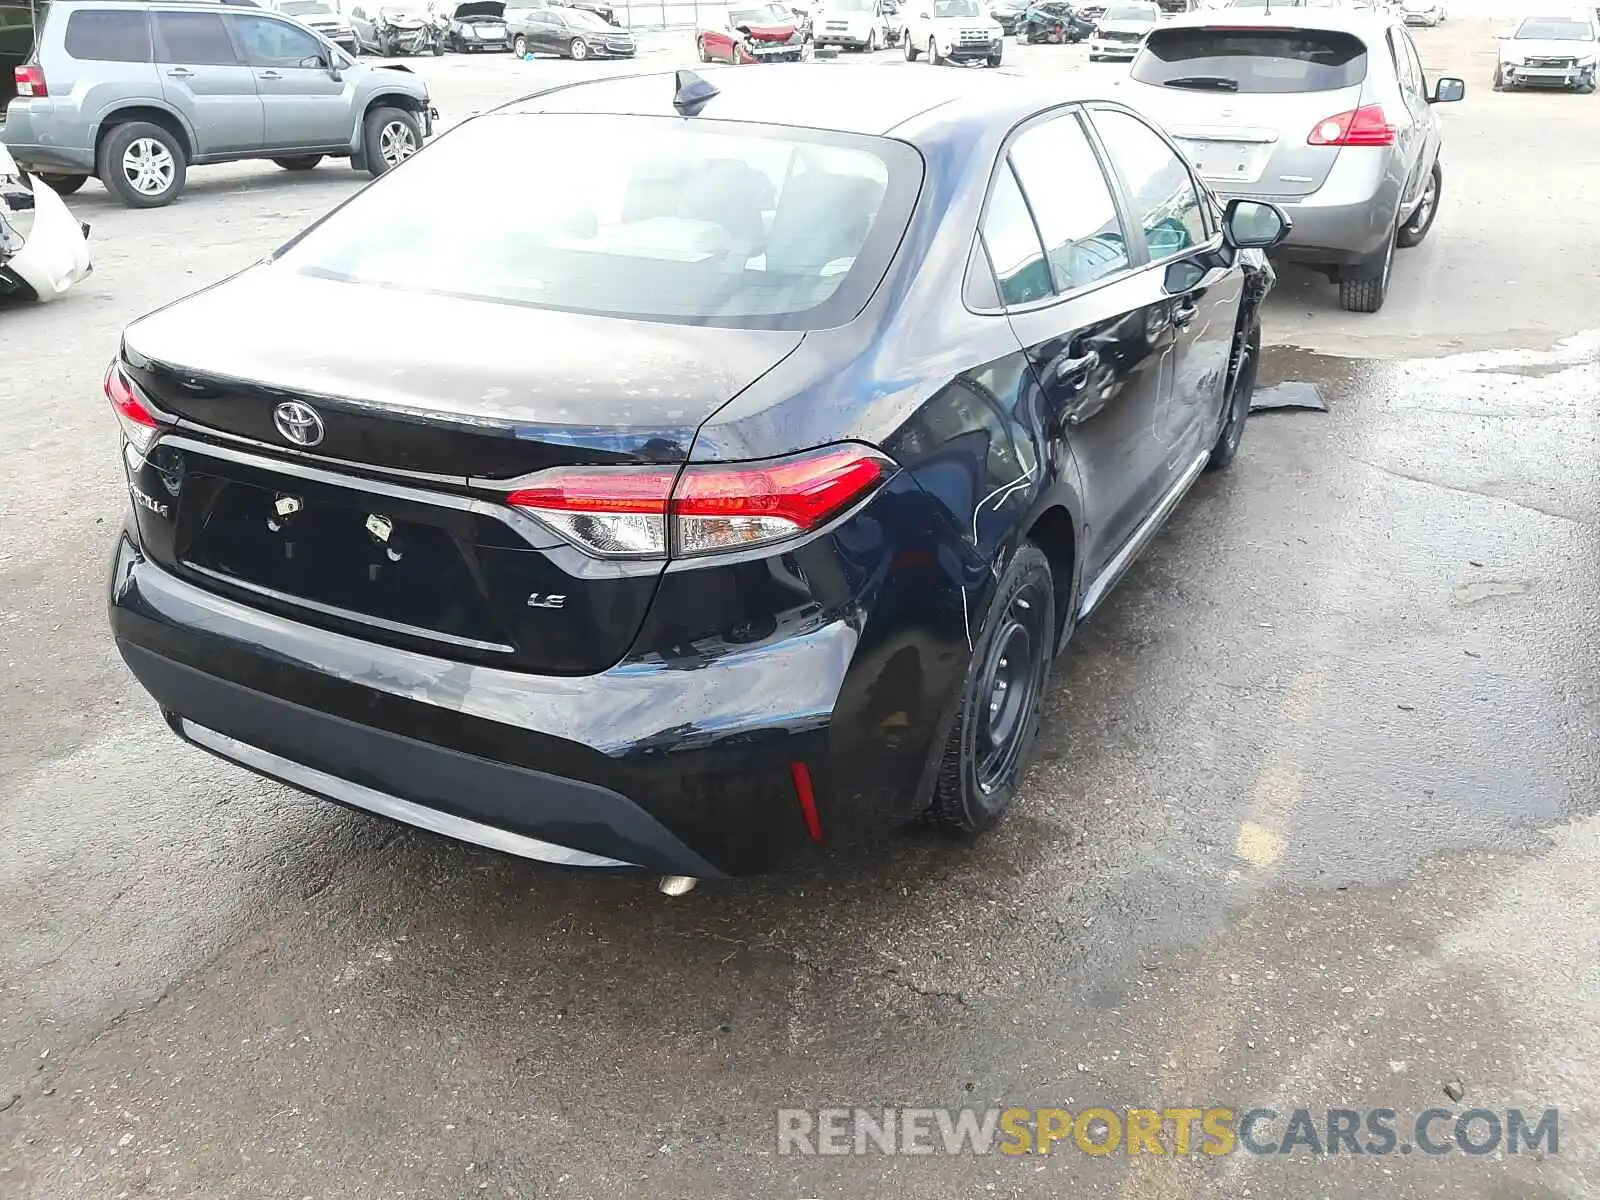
[273,401,325,448]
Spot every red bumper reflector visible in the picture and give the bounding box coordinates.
[790,761,824,844]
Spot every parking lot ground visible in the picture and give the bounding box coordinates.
[3,22,1599,1199]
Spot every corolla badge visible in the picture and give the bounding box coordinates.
[273,401,325,448]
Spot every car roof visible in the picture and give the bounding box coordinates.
[502,65,1132,140]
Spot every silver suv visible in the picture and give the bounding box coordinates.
[3,0,435,207]
[1120,10,1463,312]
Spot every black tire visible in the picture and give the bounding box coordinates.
[1207,324,1259,472]
[570,36,588,58]
[695,34,708,60]
[987,51,1002,66]
[929,542,1057,834]
[514,32,528,55]
[1396,161,1440,249]
[96,120,186,208]
[903,32,919,59]
[1338,222,1396,314]
[929,36,943,64]
[431,36,445,54]
[272,154,323,171]
[362,105,422,179]
[36,173,87,194]
[866,28,877,51]
[1492,64,1504,90]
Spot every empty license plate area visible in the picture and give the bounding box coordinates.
[1176,136,1275,185]
[175,458,514,652]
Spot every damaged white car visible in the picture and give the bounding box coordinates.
[0,142,91,303]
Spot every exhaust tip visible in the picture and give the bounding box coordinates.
[658,874,699,897]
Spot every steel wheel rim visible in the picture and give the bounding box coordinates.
[379,120,416,166]
[122,138,175,195]
[974,583,1048,795]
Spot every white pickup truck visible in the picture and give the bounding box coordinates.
[902,0,1005,64]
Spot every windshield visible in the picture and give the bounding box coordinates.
[280,0,332,13]
[934,0,982,16]
[1514,18,1593,39]
[1103,4,1155,18]
[1134,27,1367,91]
[274,114,920,331]
[828,0,874,10]
[566,6,611,25]
[381,3,426,13]
[731,3,790,20]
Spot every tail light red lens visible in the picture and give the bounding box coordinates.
[104,361,161,453]
[507,444,891,560]
[1307,104,1394,147]
[14,65,47,98]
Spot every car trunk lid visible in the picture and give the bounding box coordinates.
[120,267,804,675]
[1128,23,1372,197]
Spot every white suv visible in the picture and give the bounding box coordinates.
[902,0,1004,63]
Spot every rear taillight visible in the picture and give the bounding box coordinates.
[1307,104,1394,147]
[507,444,891,560]
[14,65,47,98]
[105,361,160,453]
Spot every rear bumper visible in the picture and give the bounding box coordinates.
[1215,179,1398,266]
[2,105,96,174]
[108,469,975,875]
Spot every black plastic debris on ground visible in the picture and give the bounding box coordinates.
[1250,380,1329,414]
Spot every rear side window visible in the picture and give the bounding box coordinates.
[64,8,153,62]
[153,10,241,64]
[273,113,922,332]
[1133,27,1368,93]
[980,164,1052,306]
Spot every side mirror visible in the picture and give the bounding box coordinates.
[1222,197,1290,249]
[1430,76,1464,103]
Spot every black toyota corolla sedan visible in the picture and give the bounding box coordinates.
[107,68,1287,881]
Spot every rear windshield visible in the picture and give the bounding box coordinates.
[273,113,921,331]
[1133,27,1368,92]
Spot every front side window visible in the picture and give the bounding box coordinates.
[273,113,919,330]
[64,8,153,62]
[231,13,326,65]
[1008,114,1131,292]
[1092,109,1207,262]
[153,10,240,64]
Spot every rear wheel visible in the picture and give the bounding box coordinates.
[97,120,186,208]
[1338,222,1396,314]
[1396,161,1440,248]
[273,154,323,171]
[904,32,919,58]
[36,173,87,194]
[929,543,1056,835]
[514,32,528,55]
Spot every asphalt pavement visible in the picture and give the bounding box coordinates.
[2,21,1598,1200]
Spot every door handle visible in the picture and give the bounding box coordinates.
[1051,347,1100,386]
[165,67,194,77]
[259,69,283,79]
[1171,299,1199,328]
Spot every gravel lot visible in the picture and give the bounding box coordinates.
[3,20,1599,1199]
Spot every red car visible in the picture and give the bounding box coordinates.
[695,3,811,61]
